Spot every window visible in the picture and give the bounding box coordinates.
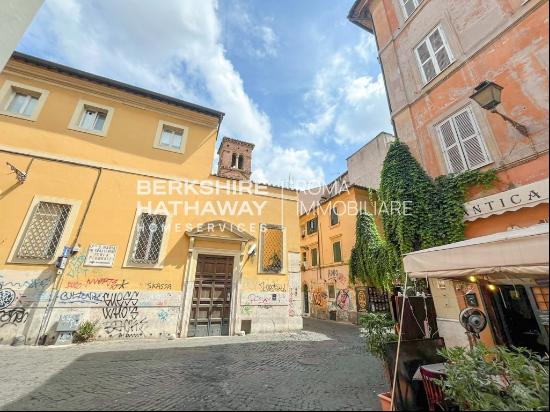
[153,120,189,154]
[231,153,238,168]
[328,285,336,299]
[436,106,491,173]
[12,201,72,263]
[159,126,183,150]
[7,92,38,117]
[260,224,285,273]
[311,248,318,267]
[79,108,107,132]
[238,154,244,170]
[333,241,342,263]
[330,207,339,226]
[401,0,422,18]
[68,99,114,137]
[128,213,167,265]
[306,217,318,235]
[0,80,49,121]
[415,26,454,84]
[302,251,307,263]
[300,225,306,238]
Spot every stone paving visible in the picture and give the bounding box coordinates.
[0,318,387,411]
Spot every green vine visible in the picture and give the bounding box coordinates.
[350,140,496,290]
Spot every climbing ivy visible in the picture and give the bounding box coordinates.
[350,140,496,290]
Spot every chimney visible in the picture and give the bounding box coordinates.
[217,137,255,180]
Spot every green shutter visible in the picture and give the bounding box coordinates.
[333,241,342,262]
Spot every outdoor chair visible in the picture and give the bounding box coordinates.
[420,366,447,411]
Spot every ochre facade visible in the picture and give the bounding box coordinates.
[0,54,302,345]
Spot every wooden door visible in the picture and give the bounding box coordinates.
[188,255,234,337]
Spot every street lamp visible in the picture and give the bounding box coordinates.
[470,81,529,137]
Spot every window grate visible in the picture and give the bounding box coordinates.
[16,202,71,260]
[261,226,283,273]
[130,213,166,265]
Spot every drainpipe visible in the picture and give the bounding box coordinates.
[35,168,103,345]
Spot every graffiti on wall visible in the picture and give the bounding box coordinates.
[0,308,29,328]
[0,286,16,310]
[242,292,288,306]
[287,271,301,317]
[102,292,139,320]
[335,289,350,311]
[258,281,287,293]
[312,289,328,308]
[103,318,147,338]
[327,269,346,285]
[102,292,146,338]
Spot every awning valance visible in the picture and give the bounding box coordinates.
[403,224,549,279]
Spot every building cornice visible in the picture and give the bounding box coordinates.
[5,54,223,129]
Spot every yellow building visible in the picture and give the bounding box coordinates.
[299,180,386,324]
[0,53,302,345]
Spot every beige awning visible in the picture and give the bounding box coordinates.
[403,224,549,279]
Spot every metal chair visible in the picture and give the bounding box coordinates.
[420,366,447,411]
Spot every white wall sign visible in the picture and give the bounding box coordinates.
[85,244,117,267]
[464,178,549,221]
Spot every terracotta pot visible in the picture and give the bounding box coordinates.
[377,392,392,411]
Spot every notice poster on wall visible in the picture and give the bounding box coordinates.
[85,244,117,267]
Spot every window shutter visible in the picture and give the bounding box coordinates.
[453,107,491,170]
[437,119,467,174]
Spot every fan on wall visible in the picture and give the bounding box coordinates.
[459,307,488,348]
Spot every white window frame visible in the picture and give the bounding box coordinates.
[8,196,81,265]
[258,223,287,275]
[415,25,455,85]
[123,209,172,269]
[153,120,189,154]
[0,80,49,121]
[400,0,422,19]
[436,105,493,174]
[68,99,115,137]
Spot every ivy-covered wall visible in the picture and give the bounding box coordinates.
[350,140,495,290]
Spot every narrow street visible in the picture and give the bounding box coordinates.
[0,318,386,411]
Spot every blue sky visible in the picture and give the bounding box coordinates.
[17,0,392,188]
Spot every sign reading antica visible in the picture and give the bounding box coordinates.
[464,179,549,221]
[85,244,117,267]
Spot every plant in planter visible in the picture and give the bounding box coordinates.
[360,312,398,410]
[73,320,99,344]
[439,343,549,411]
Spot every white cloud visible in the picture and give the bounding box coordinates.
[21,0,316,187]
[293,37,392,146]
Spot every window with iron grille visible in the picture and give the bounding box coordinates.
[16,202,72,261]
[129,213,167,265]
[260,225,284,273]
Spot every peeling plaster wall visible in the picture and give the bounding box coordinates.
[372,0,549,180]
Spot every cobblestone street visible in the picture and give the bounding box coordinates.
[0,318,386,411]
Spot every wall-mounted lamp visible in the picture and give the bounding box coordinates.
[470,81,529,137]
[468,275,477,283]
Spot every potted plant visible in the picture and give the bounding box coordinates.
[439,343,549,411]
[360,312,398,411]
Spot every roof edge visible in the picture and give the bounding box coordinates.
[10,52,225,121]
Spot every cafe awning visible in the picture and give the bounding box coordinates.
[403,224,549,279]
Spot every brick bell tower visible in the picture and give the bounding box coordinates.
[217,137,255,180]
